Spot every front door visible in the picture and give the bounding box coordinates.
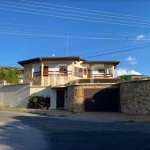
[87,69,92,78]
[57,90,65,108]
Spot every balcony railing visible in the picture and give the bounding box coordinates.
[33,71,72,77]
[92,74,113,78]
[32,71,113,86]
[33,71,72,86]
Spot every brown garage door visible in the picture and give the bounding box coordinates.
[84,88,119,112]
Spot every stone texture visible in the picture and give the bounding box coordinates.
[67,84,119,112]
[120,80,150,114]
[23,64,41,85]
[32,76,41,85]
[23,64,32,83]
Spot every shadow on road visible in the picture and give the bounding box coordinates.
[7,114,150,150]
[0,115,49,150]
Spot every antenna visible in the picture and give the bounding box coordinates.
[147,55,150,75]
[67,35,69,56]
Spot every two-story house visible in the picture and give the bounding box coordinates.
[18,56,121,112]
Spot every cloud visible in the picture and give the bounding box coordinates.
[130,61,137,65]
[137,35,145,39]
[125,56,136,61]
[115,69,141,77]
[125,56,137,65]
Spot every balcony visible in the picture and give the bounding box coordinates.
[33,71,72,86]
[92,74,113,78]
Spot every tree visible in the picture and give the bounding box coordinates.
[0,68,22,84]
[120,75,132,80]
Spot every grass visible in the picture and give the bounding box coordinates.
[0,106,29,113]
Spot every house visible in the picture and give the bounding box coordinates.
[17,56,121,112]
[130,75,150,80]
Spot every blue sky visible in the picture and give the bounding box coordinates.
[0,0,150,76]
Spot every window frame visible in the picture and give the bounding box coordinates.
[98,69,105,74]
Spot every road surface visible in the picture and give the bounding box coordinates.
[0,111,150,150]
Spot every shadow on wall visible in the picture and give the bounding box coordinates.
[17,87,51,108]
[84,88,120,112]
[0,83,51,108]
[0,84,30,108]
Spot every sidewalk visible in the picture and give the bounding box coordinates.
[0,106,150,122]
[29,109,150,122]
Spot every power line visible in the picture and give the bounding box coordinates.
[1,30,150,40]
[0,22,149,37]
[0,30,124,40]
[0,40,129,61]
[85,44,150,58]
[20,0,150,21]
[1,0,150,25]
[0,5,150,28]
[0,41,147,63]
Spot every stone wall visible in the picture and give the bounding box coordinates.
[67,84,119,112]
[23,64,32,83]
[120,80,150,114]
[23,64,41,85]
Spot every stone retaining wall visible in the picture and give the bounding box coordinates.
[23,64,32,83]
[67,84,119,112]
[120,80,150,114]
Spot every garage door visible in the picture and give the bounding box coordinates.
[84,88,119,112]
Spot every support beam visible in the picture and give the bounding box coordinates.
[41,62,44,86]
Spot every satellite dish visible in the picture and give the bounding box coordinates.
[52,54,55,57]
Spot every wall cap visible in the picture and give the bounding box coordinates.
[3,82,30,87]
[67,83,118,87]
[118,79,150,84]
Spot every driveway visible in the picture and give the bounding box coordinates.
[0,110,150,150]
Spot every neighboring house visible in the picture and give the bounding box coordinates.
[17,56,121,112]
[130,75,150,80]
[0,66,24,83]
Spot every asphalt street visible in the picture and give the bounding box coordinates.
[0,111,150,150]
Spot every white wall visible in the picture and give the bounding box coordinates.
[30,86,51,97]
[0,82,30,108]
[0,81,68,110]
[50,89,56,109]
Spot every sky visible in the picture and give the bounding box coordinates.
[0,0,150,76]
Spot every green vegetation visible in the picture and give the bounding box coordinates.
[0,68,22,84]
[28,94,50,109]
[0,106,28,112]
[120,75,132,80]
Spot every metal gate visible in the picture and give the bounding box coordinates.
[84,88,119,112]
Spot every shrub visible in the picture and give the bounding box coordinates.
[28,94,50,109]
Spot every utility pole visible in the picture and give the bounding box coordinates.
[67,35,69,56]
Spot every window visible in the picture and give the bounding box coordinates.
[98,69,105,73]
[44,66,48,76]
[59,66,67,73]
[39,66,49,76]
[84,68,87,75]
[74,67,83,77]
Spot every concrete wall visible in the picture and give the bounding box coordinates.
[67,84,119,112]
[120,80,150,114]
[0,82,30,107]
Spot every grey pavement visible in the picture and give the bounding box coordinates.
[0,111,150,150]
